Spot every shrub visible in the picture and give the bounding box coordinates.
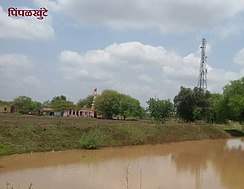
[125,126,147,145]
[79,129,103,149]
[0,142,11,155]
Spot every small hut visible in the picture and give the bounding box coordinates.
[41,108,54,116]
[0,105,11,113]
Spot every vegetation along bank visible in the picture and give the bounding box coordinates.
[0,113,231,156]
[0,77,243,156]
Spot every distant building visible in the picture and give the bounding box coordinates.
[41,108,54,116]
[0,105,11,113]
[11,106,18,113]
[63,108,96,118]
[0,105,18,113]
[54,111,63,116]
[80,108,96,118]
[41,108,63,116]
[41,107,96,118]
[63,109,78,117]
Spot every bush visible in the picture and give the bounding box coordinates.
[0,142,11,155]
[79,129,103,149]
[124,126,147,145]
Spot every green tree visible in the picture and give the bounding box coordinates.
[42,100,51,108]
[147,98,173,123]
[119,94,142,120]
[94,90,120,119]
[222,77,244,123]
[50,95,75,111]
[13,96,41,114]
[32,101,42,112]
[0,100,11,105]
[193,87,211,121]
[174,87,196,122]
[193,106,203,121]
[51,95,67,102]
[208,93,225,123]
[77,95,94,108]
[174,87,211,122]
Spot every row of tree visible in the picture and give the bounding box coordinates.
[173,77,244,123]
[147,77,243,123]
[0,91,143,120]
[0,77,243,123]
[0,95,76,114]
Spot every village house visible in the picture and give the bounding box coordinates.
[41,108,63,116]
[80,108,96,118]
[63,108,96,118]
[41,108,55,116]
[0,105,18,113]
[0,105,11,113]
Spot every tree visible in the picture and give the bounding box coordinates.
[94,90,120,119]
[94,90,143,119]
[174,87,211,122]
[77,95,94,108]
[42,100,51,108]
[193,106,203,121]
[31,101,42,112]
[13,96,41,114]
[174,87,196,122]
[193,87,211,121]
[0,100,11,105]
[119,94,142,120]
[147,98,173,123]
[208,93,225,123]
[50,95,75,111]
[222,77,244,123]
[51,95,66,102]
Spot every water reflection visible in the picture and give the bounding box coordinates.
[0,139,243,189]
[226,139,244,151]
[214,139,244,189]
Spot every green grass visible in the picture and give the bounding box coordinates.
[214,122,244,132]
[0,114,230,155]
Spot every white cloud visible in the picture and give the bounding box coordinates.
[22,76,41,87]
[207,69,241,92]
[139,74,154,83]
[234,48,244,65]
[59,41,242,103]
[215,24,240,38]
[33,0,62,12]
[37,0,244,33]
[0,54,33,77]
[0,53,41,99]
[59,50,113,81]
[0,6,54,40]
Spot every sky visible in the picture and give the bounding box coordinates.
[0,0,244,106]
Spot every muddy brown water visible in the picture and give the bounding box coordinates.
[0,138,244,189]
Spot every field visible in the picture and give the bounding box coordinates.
[0,113,230,156]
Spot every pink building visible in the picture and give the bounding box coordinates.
[80,108,96,117]
[63,108,96,118]
[63,109,78,117]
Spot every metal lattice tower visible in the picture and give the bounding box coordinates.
[197,38,207,91]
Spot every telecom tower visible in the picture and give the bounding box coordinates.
[197,38,207,91]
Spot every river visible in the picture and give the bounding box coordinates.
[0,138,244,189]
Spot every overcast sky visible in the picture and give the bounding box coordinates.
[0,0,244,106]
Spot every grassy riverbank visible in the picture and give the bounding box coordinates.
[0,114,230,156]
